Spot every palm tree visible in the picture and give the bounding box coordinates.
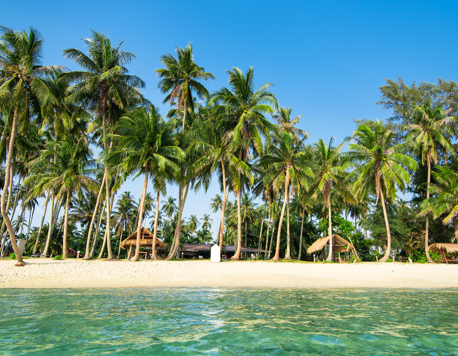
[310,138,346,261]
[187,215,199,236]
[240,193,258,249]
[162,196,178,222]
[63,31,146,260]
[190,110,247,251]
[263,132,313,260]
[0,27,60,265]
[26,137,97,258]
[112,191,136,258]
[272,107,309,142]
[210,194,222,243]
[209,67,278,260]
[348,120,417,262]
[406,103,455,261]
[201,214,213,233]
[155,43,215,131]
[419,166,458,241]
[108,105,183,261]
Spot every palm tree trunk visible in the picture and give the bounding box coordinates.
[116,222,124,259]
[285,187,291,260]
[32,191,50,255]
[298,207,305,260]
[257,204,266,253]
[0,108,23,264]
[167,183,190,260]
[25,206,35,246]
[97,228,108,259]
[273,171,290,261]
[268,216,276,259]
[41,191,56,257]
[90,200,106,258]
[264,201,272,259]
[379,189,392,263]
[454,216,458,243]
[326,193,333,262]
[152,190,161,261]
[0,167,14,257]
[62,190,71,259]
[218,164,228,250]
[84,172,106,258]
[232,187,243,260]
[425,159,433,262]
[182,101,187,132]
[132,167,149,261]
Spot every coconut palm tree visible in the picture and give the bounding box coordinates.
[419,166,458,241]
[112,191,136,258]
[263,132,313,260]
[240,193,258,249]
[187,214,199,236]
[348,120,417,262]
[272,107,309,142]
[406,102,455,261]
[162,196,178,222]
[210,194,222,243]
[0,27,61,265]
[155,43,215,131]
[108,105,184,261]
[201,214,213,232]
[209,67,278,260]
[310,138,346,261]
[63,31,146,259]
[26,137,97,258]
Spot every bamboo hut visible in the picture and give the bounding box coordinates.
[120,227,166,259]
[429,243,458,264]
[307,234,357,262]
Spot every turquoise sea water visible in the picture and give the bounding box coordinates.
[0,288,457,355]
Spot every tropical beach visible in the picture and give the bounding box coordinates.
[2,0,458,354]
[1,259,458,289]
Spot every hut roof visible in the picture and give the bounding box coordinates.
[224,245,266,253]
[120,227,165,249]
[429,243,458,254]
[307,234,352,254]
[182,244,212,252]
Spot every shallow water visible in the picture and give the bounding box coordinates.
[0,288,457,355]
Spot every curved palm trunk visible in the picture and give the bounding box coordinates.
[425,160,433,262]
[454,216,458,243]
[116,222,124,259]
[273,171,290,261]
[232,188,243,260]
[41,191,56,257]
[379,189,392,263]
[182,101,187,132]
[218,171,228,251]
[90,200,106,258]
[326,194,333,262]
[0,109,23,265]
[264,202,272,259]
[97,228,108,259]
[152,190,161,261]
[32,192,50,255]
[0,167,15,257]
[132,168,149,261]
[298,207,305,260]
[62,190,71,259]
[285,188,292,260]
[167,184,189,260]
[84,172,106,258]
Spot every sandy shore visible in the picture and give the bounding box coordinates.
[0,259,457,289]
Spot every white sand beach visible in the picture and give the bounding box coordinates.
[1,259,457,289]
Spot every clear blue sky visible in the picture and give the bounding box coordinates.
[3,0,458,235]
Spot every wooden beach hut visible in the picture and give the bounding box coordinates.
[429,243,458,264]
[306,234,357,262]
[120,227,166,259]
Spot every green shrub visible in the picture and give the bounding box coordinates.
[386,258,393,262]
[9,253,16,260]
[53,255,63,260]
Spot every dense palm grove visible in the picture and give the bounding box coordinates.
[1,27,458,265]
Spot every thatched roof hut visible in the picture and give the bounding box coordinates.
[307,234,353,254]
[429,243,458,254]
[120,227,165,250]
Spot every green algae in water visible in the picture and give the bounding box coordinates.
[0,288,457,355]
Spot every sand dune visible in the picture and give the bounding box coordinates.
[1,259,457,289]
